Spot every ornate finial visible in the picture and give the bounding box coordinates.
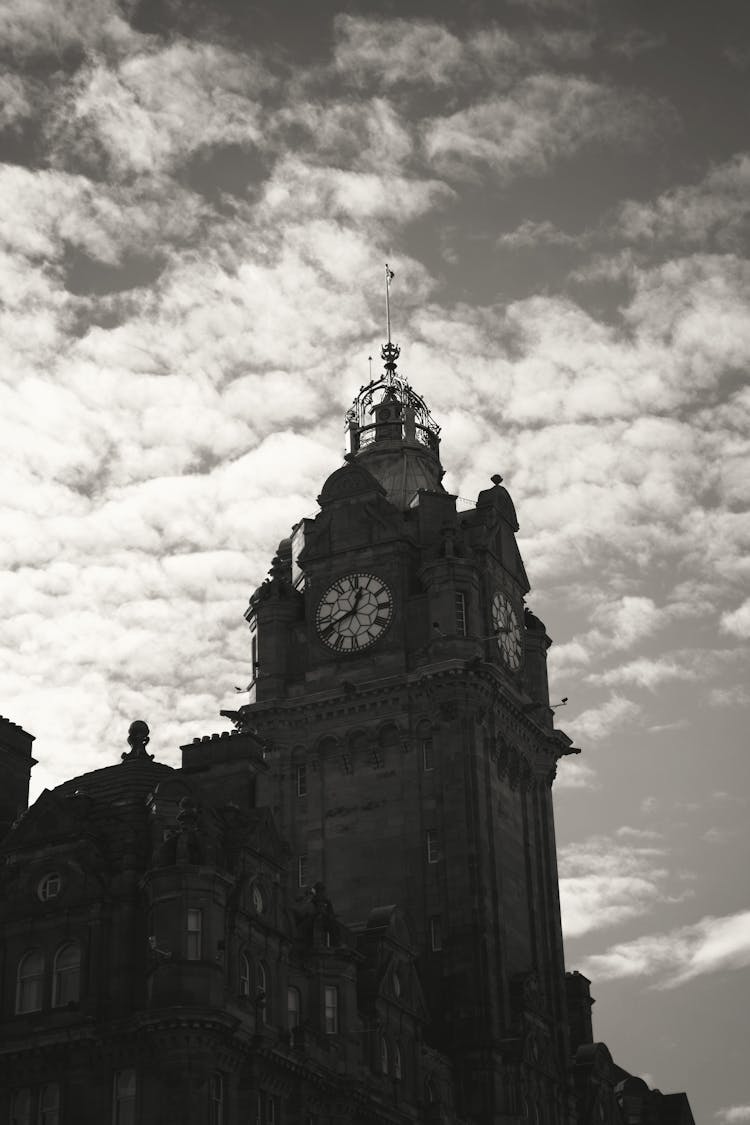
[381,340,400,380]
[491,473,503,485]
[122,719,154,762]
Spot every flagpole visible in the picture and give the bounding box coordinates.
[385,263,392,345]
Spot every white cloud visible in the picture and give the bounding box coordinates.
[333,16,465,87]
[616,154,750,252]
[424,75,666,183]
[559,834,670,938]
[49,41,272,178]
[579,910,750,988]
[709,686,750,708]
[565,693,641,742]
[615,826,664,841]
[721,598,750,638]
[497,219,579,249]
[0,0,144,60]
[555,759,598,789]
[716,1107,750,1124]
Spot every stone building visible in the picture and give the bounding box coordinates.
[0,343,694,1124]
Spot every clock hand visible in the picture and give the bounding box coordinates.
[321,588,363,637]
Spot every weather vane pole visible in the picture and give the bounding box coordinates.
[385,263,394,345]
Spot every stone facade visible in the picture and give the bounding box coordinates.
[0,351,694,1124]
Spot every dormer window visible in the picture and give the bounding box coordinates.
[38,873,61,902]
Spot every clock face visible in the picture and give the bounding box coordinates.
[491,591,522,670]
[316,573,393,653]
[251,885,264,913]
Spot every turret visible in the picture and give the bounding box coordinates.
[0,715,36,839]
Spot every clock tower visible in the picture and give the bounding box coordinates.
[229,340,578,1123]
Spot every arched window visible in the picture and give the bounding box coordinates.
[10,1088,31,1125]
[16,950,44,1014]
[38,1084,59,1125]
[113,1069,136,1125]
[239,952,251,997]
[209,1073,224,1125]
[380,1037,389,1075]
[287,986,301,1029]
[394,1044,402,1080]
[53,942,81,1007]
[257,961,268,1022]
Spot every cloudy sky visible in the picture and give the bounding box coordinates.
[2,0,749,1118]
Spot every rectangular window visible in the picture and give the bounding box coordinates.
[112,1070,136,1125]
[186,908,202,960]
[287,986,301,1029]
[421,738,434,772]
[295,764,307,797]
[297,854,308,888]
[455,591,467,636]
[426,830,439,864]
[429,916,442,952]
[323,985,338,1034]
[266,1096,276,1125]
[250,632,258,679]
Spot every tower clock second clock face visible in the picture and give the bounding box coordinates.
[491,591,522,670]
[316,573,393,653]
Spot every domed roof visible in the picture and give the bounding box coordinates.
[345,342,445,510]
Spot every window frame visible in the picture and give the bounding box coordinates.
[421,737,434,771]
[394,1043,403,1081]
[52,941,81,1008]
[239,951,251,998]
[455,590,467,636]
[380,1036,389,1075]
[186,907,202,961]
[257,960,269,1022]
[323,984,338,1035]
[297,854,308,888]
[38,1083,60,1125]
[295,763,307,797]
[37,873,61,902]
[112,1068,136,1125]
[10,1087,31,1125]
[426,829,439,864]
[16,949,44,1015]
[209,1072,224,1125]
[287,985,301,1029]
[429,915,443,952]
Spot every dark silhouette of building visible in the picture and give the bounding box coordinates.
[0,345,694,1124]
